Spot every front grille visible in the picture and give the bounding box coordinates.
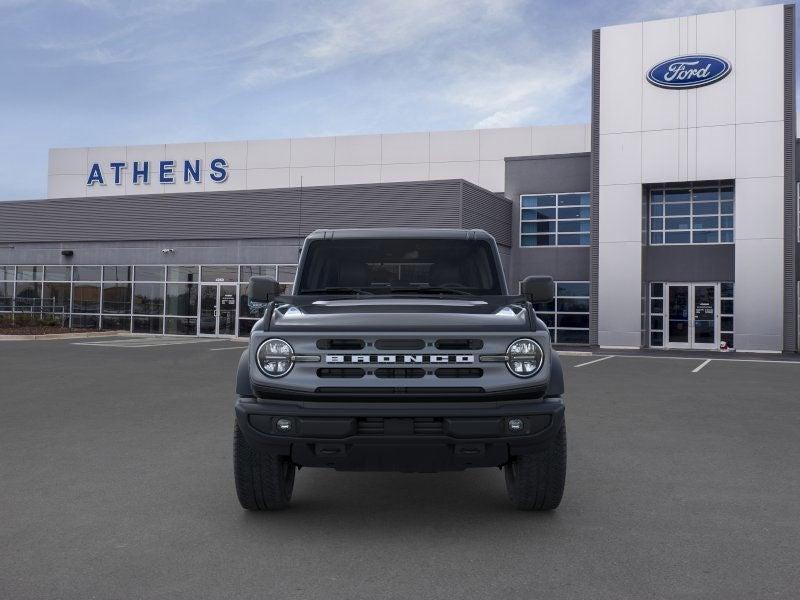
[356,417,444,435]
[435,368,483,378]
[317,368,365,378]
[435,338,484,350]
[374,338,426,350]
[315,386,485,394]
[357,418,384,434]
[413,418,444,434]
[316,339,365,350]
[374,367,425,378]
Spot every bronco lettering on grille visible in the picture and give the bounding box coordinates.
[325,354,474,364]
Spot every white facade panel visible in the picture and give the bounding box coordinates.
[598,240,642,348]
[735,121,784,179]
[734,4,784,125]
[428,161,480,184]
[641,129,681,183]
[379,162,429,183]
[735,177,784,241]
[478,160,506,192]
[47,174,87,198]
[380,132,429,164]
[479,127,531,160]
[599,22,643,134]
[599,184,642,243]
[289,166,335,187]
[246,139,291,169]
[429,130,479,163]
[695,10,737,127]
[641,18,681,132]
[48,148,87,175]
[599,132,642,186]
[290,137,335,168]
[735,237,784,351]
[204,141,246,170]
[334,164,382,185]
[531,124,590,155]
[334,134,381,166]
[247,168,290,190]
[694,125,735,180]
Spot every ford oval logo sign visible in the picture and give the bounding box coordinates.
[647,55,731,89]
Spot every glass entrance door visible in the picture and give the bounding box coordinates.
[666,284,691,349]
[692,284,717,350]
[199,284,237,336]
[665,283,718,349]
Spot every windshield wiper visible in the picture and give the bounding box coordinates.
[386,286,474,296]
[299,287,374,295]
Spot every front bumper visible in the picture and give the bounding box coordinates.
[235,396,565,472]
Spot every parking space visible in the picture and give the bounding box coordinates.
[1,341,799,599]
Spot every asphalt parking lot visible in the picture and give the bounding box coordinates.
[1,338,799,599]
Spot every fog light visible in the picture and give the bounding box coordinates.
[275,418,294,432]
[507,418,524,432]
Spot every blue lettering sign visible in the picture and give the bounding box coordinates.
[86,157,228,187]
[647,55,731,89]
[87,163,104,186]
[184,160,201,183]
[209,158,228,182]
[159,160,175,184]
[132,161,149,184]
[110,162,126,185]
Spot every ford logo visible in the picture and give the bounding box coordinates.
[647,55,731,89]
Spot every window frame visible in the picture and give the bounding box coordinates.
[519,192,590,248]
[648,184,734,247]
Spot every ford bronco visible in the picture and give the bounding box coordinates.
[234,228,566,510]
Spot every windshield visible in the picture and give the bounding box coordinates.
[296,238,504,295]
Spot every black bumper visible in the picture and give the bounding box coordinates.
[235,396,565,472]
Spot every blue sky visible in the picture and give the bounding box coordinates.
[0,0,778,200]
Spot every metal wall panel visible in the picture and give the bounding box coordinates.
[460,181,512,247]
[0,180,467,244]
[784,4,797,351]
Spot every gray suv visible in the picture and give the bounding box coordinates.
[234,228,566,510]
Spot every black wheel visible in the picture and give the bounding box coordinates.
[504,423,566,511]
[234,422,296,510]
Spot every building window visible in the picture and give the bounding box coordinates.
[649,283,664,347]
[720,282,734,349]
[520,193,590,247]
[649,184,734,245]
[528,281,590,344]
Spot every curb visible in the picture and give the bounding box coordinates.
[556,350,594,357]
[0,331,129,341]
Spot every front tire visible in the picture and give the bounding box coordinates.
[504,423,566,511]
[234,422,296,510]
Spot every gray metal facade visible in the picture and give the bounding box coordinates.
[0,179,511,268]
[784,3,798,351]
[503,153,592,289]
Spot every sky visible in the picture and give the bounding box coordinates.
[0,0,781,200]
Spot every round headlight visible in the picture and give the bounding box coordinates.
[256,338,294,377]
[506,338,544,377]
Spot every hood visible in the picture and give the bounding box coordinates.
[267,295,531,332]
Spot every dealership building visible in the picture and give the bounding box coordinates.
[1,3,798,353]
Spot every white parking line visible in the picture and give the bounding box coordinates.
[692,359,712,373]
[573,355,615,368]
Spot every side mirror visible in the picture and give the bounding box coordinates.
[248,276,281,303]
[521,276,554,303]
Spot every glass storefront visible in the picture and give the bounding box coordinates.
[0,263,297,337]
[649,281,734,350]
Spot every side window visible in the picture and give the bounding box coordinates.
[521,193,590,248]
